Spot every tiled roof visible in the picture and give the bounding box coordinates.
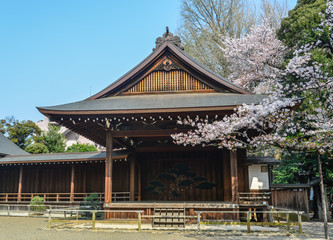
[0,133,29,156]
[247,156,281,165]
[0,150,129,164]
[38,93,268,112]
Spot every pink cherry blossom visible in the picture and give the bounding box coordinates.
[173,5,333,154]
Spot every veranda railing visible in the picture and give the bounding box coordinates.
[0,192,137,203]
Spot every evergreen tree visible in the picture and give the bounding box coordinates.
[66,143,98,153]
[39,124,66,153]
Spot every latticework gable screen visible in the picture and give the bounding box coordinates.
[124,70,213,94]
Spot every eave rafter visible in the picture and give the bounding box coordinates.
[47,110,232,148]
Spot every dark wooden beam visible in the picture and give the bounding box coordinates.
[112,129,180,138]
[113,138,131,149]
[136,146,219,152]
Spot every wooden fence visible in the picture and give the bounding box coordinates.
[45,208,304,234]
[271,189,309,214]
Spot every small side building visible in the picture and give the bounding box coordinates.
[247,156,280,191]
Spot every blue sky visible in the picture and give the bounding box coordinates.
[0,0,297,122]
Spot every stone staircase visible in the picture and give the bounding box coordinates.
[152,208,185,228]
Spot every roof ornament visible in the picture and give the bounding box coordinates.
[153,26,184,51]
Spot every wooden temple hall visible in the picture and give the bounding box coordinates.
[0,30,279,219]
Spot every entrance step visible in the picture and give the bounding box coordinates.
[153,208,185,228]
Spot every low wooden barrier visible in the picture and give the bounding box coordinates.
[0,204,304,234]
[0,204,79,217]
[196,210,303,234]
[47,209,144,231]
[45,208,303,234]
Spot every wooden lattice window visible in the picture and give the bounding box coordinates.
[124,70,213,94]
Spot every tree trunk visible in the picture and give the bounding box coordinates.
[317,152,329,239]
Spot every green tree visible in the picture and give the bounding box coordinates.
[0,116,41,149]
[66,143,98,153]
[274,0,333,185]
[39,124,66,153]
[25,142,49,154]
[273,152,333,185]
[277,0,329,48]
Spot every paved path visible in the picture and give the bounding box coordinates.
[0,216,332,240]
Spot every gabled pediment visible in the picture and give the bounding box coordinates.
[120,56,215,95]
[87,32,251,100]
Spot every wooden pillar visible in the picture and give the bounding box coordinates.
[222,150,231,201]
[138,161,141,201]
[70,165,75,202]
[105,130,113,204]
[230,150,239,204]
[129,154,135,201]
[268,165,273,189]
[18,165,23,202]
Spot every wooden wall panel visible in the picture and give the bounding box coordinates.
[0,161,130,195]
[74,163,104,193]
[0,148,249,199]
[139,150,226,201]
[84,163,104,193]
[73,161,129,194]
[0,166,19,193]
[38,165,71,193]
[113,160,130,192]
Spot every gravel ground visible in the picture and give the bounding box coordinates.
[0,216,332,240]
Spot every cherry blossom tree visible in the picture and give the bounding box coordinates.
[173,1,333,237]
[173,0,332,164]
[220,19,286,94]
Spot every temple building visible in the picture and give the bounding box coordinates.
[1,30,302,220]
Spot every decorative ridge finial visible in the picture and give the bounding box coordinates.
[153,27,184,51]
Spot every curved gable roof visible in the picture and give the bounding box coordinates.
[87,41,251,100]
